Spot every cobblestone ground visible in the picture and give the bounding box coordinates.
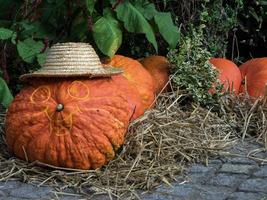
[1,139,267,200]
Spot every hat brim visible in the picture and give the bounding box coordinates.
[19,66,123,81]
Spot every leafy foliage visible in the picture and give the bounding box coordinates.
[116,0,158,52]
[17,38,44,64]
[92,9,122,57]
[0,78,13,108]
[232,0,267,61]
[0,0,180,96]
[164,0,244,106]
[168,27,220,106]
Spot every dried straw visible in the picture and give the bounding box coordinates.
[0,87,265,199]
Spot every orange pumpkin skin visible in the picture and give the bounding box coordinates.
[5,78,131,170]
[104,55,155,109]
[209,58,241,94]
[239,58,267,97]
[140,56,170,94]
[111,75,145,120]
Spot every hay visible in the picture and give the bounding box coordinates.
[218,93,267,147]
[0,89,264,199]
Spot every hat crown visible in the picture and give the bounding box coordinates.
[19,42,122,81]
[44,42,102,69]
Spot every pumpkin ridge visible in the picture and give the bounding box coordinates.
[73,111,116,159]
[27,127,51,163]
[86,110,124,147]
[63,135,90,168]
[88,110,124,148]
[13,120,50,158]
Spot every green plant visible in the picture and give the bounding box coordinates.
[0,77,13,108]
[231,0,267,61]
[168,27,221,106]
[165,0,243,106]
[0,0,180,93]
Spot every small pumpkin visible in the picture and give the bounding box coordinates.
[239,57,267,98]
[5,78,132,170]
[140,55,170,94]
[103,55,155,109]
[209,58,242,94]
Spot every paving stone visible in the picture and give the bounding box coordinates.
[207,173,248,187]
[206,159,223,165]
[226,192,267,200]
[222,156,257,165]
[253,165,267,177]
[7,183,52,199]
[239,178,267,193]
[142,191,189,200]
[220,164,257,174]
[150,183,234,200]
[186,172,211,184]
[152,184,200,198]
[185,163,221,184]
[192,184,234,200]
[188,163,220,173]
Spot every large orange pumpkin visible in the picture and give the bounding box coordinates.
[209,58,241,94]
[103,55,155,109]
[5,78,132,170]
[140,55,170,94]
[239,57,267,98]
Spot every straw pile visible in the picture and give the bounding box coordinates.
[0,89,266,198]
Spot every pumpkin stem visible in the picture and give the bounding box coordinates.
[56,103,64,112]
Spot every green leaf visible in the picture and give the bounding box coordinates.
[17,38,44,63]
[93,10,122,57]
[0,77,13,108]
[11,32,17,44]
[19,20,50,39]
[154,12,180,49]
[116,0,158,51]
[0,28,14,40]
[85,0,95,15]
[133,1,157,20]
[37,50,48,66]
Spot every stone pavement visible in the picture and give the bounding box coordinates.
[0,139,267,200]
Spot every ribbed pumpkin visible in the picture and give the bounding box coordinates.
[5,78,131,170]
[209,58,242,94]
[111,75,145,120]
[140,55,170,94]
[239,57,267,97]
[103,55,155,109]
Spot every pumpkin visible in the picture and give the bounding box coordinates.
[103,55,155,109]
[239,57,267,97]
[209,58,241,94]
[140,55,170,94]
[5,78,132,170]
[111,75,145,120]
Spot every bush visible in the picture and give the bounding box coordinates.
[167,0,242,106]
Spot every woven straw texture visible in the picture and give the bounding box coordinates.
[20,42,122,81]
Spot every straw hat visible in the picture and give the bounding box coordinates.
[20,42,123,81]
